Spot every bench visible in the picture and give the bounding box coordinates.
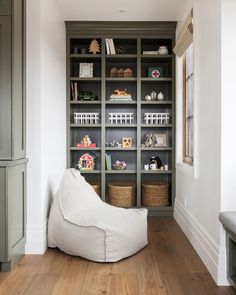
[219,212,236,290]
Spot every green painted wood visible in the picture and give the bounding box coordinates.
[0,16,11,159]
[12,0,25,160]
[0,0,11,15]
[0,168,6,261]
[0,162,26,270]
[66,22,176,216]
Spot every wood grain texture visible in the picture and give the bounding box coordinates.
[0,218,235,295]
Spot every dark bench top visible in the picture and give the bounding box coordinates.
[219,212,236,235]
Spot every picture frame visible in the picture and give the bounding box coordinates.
[79,63,93,78]
[154,134,167,147]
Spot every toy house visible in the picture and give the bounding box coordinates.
[78,153,96,171]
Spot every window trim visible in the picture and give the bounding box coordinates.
[182,51,193,166]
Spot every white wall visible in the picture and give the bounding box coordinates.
[26,0,66,253]
[175,0,236,285]
[218,0,236,284]
[174,0,222,283]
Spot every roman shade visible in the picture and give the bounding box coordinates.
[173,9,193,57]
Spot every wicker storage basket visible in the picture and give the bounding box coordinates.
[90,182,101,197]
[108,182,136,207]
[142,182,169,207]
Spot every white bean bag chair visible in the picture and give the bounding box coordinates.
[48,169,148,262]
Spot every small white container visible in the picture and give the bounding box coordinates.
[164,164,168,171]
[157,92,164,101]
[158,46,168,55]
[144,164,149,171]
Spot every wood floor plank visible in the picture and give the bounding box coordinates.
[0,217,235,295]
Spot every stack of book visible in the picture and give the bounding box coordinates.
[105,38,116,54]
[105,153,112,170]
[71,81,79,100]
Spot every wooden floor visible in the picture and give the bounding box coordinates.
[0,218,235,295]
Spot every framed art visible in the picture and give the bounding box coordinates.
[154,134,167,147]
[79,63,93,78]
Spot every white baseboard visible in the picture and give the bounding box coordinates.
[174,199,223,284]
[25,222,48,254]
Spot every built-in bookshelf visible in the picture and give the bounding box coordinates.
[66,22,176,216]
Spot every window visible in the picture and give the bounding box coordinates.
[183,43,194,165]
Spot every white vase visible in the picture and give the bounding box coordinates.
[157,92,164,101]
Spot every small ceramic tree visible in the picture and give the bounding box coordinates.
[89,39,101,54]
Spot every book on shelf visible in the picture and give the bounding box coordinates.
[105,153,112,170]
[70,81,79,100]
[143,51,159,55]
[105,38,110,54]
[106,38,116,54]
[110,94,132,99]
[109,97,133,101]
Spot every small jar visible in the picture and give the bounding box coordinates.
[158,46,168,55]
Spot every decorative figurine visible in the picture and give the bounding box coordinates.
[110,67,118,77]
[89,39,101,54]
[124,68,133,78]
[122,137,133,148]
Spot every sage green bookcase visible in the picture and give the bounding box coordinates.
[66,22,176,216]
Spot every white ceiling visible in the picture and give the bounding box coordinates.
[58,0,191,22]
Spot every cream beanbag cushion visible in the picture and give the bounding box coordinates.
[48,169,148,262]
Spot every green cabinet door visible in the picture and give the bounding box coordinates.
[0,161,26,271]
[0,0,11,15]
[0,16,12,160]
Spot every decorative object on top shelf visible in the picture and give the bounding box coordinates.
[149,156,162,170]
[112,160,127,170]
[80,48,87,54]
[77,153,96,171]
[76,135,97,148]
[79,63,93,78]
[108,113,134,125]
[143,50,159,55]
[78,91,98,101]
[143,113,170,125]
[110,67,118,77]
[124,68,133,78]
[116,47,126,54]
[157,92,164,101]
[141,132,168,147]
[72,46,79,54]
[109,89,132,101]
[147,67,163,78]
[118,68,124,77]
[158,46,169,55]
[105,38,116,54]
[89,39,101,54]
[122,137,133,148]
[74,112,100,125]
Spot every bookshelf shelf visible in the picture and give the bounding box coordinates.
[66,22,176,216]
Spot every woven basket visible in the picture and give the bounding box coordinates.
[142,182,169,207]
[90,182,101,197]
[108,182,136,207]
